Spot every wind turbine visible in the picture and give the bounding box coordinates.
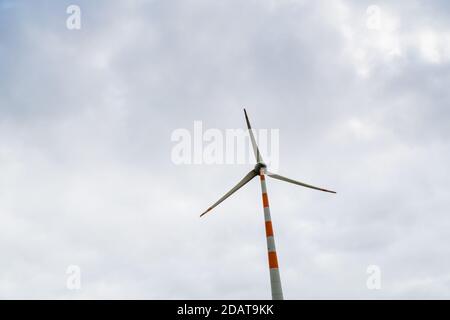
[200,109,336,300]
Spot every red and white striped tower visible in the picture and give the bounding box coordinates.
[259,168,283,300]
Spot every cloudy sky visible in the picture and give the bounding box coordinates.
[1,0,450,299]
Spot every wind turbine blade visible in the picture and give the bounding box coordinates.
[244,108,263,163]
[266,172,336,194]
[200,170,258,217]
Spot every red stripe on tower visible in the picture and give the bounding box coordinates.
[262,193,269,208]
[268,252,279,269]
[265,221,274,237]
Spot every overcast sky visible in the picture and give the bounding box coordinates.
[1,0,450,299]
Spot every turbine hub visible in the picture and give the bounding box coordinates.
[254,162,267,174]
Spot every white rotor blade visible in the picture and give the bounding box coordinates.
[200,170,258,217]
[244,108,263,163]
[266,172,336,194]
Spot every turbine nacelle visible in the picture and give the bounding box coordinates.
[254,162,267,174]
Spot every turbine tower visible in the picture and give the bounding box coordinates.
[200,109,336,300]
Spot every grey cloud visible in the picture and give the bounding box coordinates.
[1,0,450,299]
